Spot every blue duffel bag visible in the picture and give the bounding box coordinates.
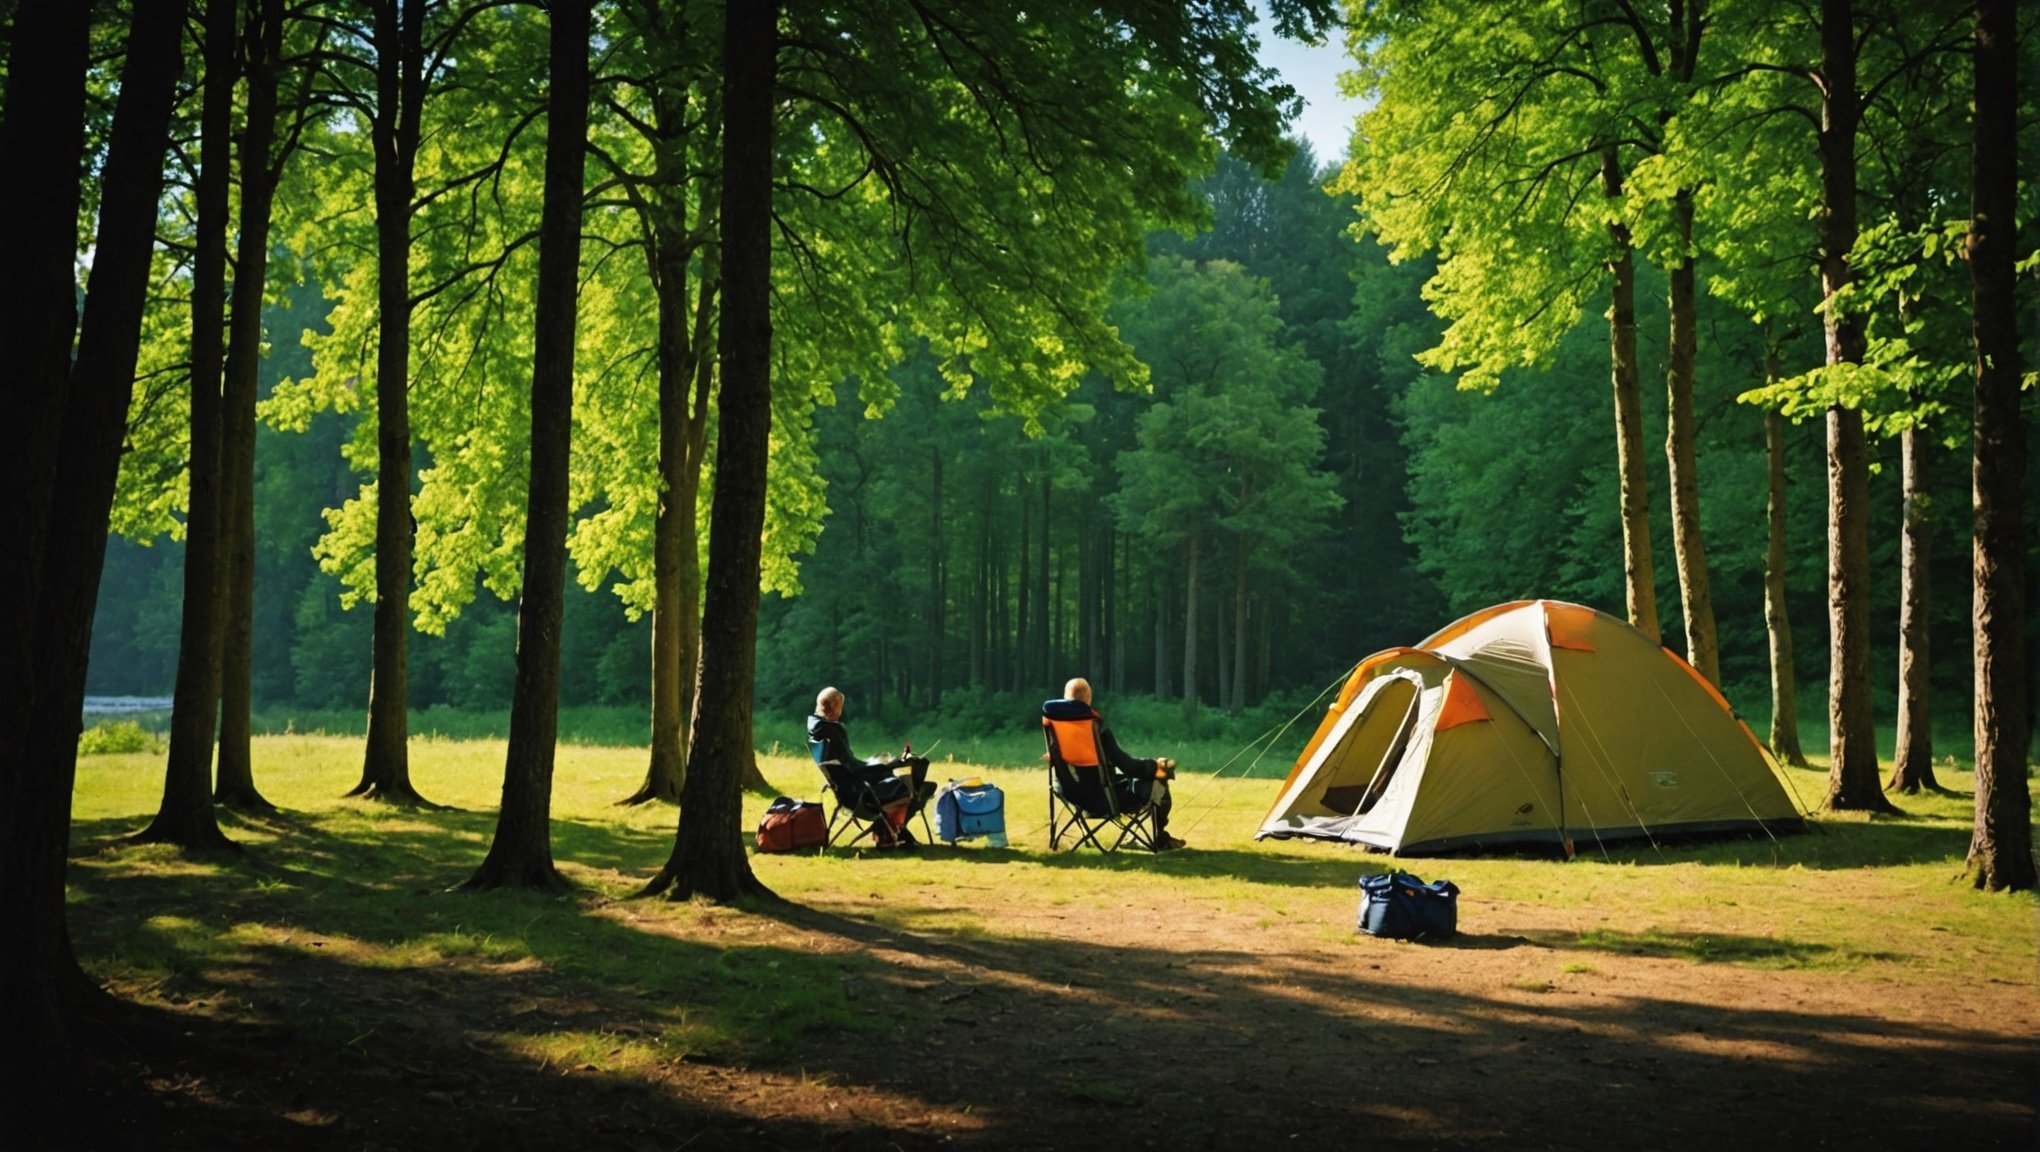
[1358,871,1459,941]
[933,778,1008,846]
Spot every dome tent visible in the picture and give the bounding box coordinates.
[1258,601,1805,855]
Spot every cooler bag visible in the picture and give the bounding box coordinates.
[934,779,1008,846]
[756,796,826,852]
[1358,871,1459,941]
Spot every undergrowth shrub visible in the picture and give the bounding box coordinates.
[78,719,164,756]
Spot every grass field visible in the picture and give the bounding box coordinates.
[55,735,2040,1149]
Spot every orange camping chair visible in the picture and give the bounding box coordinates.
[1042,709,1161,853]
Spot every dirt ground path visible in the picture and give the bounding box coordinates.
[45,874,2038,1151]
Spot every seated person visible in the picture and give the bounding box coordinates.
[1042,677,1185,850]
[807,686,933,846]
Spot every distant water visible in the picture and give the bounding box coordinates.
[83,696,174,715]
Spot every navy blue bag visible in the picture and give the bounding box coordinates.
[1358,872,1459,941]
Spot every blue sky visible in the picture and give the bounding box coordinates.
[1253,12,1369,167]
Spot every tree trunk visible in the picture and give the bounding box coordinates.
[643,0,778,904]
[3,0,182,1069]
[352,0,429,805]
[929,447,945,707]
[1888,425,1938,793]
[1601,147,1660,644]
[0,2,91,763]
[216,0,288,813]
[142,0,240,853]
[465,0,590,893]
[625,93,719,807]
[1965,0,2033,891]
[1037,468,1052,684]
[1154,569,1171,699]
[1816,0,1894,814]
[1231,535,1250,712]
[1015,487,1030,689]
[1665,191,1718,682]
[1214,583,1230,712]
[1181,535,1200,722]
[1763,403,1808,766]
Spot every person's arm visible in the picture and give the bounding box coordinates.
[1096,719,1157,778]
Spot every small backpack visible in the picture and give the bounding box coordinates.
[933,778,1007,846]
[756,796,826,853]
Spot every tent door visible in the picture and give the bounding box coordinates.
[1345,686,1422,816]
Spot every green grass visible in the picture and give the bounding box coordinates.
[65,732,2038,1080]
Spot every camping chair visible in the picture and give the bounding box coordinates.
[808,740,932,850]
[1042,709,1161,853]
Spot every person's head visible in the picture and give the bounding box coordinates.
[1063,677,1092,704]
[815,686,844,720]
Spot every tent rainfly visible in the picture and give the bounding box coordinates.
[1258,600,1806,856]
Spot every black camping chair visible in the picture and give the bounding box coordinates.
[808,740,932,850]
[1042,711,1161,853]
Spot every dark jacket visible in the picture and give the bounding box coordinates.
[1042,698,1156,779]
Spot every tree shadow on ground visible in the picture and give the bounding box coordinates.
[53,806,2036,1152]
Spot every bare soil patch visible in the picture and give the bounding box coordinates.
[29,854,2039,1151]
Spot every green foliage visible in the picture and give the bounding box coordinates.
[77,720,165,757]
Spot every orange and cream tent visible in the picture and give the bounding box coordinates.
[1257,601,1805,856]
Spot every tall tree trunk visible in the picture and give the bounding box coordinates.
[1231,536,1249,713]
[0,2,90,753]
[465,0,590,892]
[1154,570,1171,699]
[1211,558,1226,709]
[1815,0,1892,814]
[1015,488,1030,689]
[1601,147,1659,643]
[1763,402,1808,766]
[3,0,183,1070]
[353,0,429,804]
[644,0,778,903]
[1965,0,2032,891]
[929,447,945,707]
[1181,535,1200,722]
[1888,425,1938,793]
[216,0,289,812]
[1665,191,1718,682]
[625,94,720,808]
[142,0,241,852]
[970,519,987,686]
[1036,468,1052,684]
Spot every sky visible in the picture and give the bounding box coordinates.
[1252,12,1370,168]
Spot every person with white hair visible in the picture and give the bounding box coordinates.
[807,686,933,847]
[1042,676,1184,850]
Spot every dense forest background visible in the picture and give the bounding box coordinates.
[83,138,2031,747]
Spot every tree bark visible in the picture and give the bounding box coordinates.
[1762,403,1808,766]
[0,2,90,743]
[1181,535,1200,721]
[1036,467,1052,684]
[465,0,590,893]
[1888,425,1938,793]
[142,0,241,852]
[1965,0,2032,891]
[1231,535,1249,713]
[643,0,778,904]
[929,447,945,707]
[216,0,289,812]
[1815,0,1894,814]
[1665,190,1718,682]
[1601,147,1659,644]
[353,0,430,805]
[625,82,719,807]
[3,0,183,1069]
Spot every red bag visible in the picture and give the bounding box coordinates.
[756,797,826,852]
